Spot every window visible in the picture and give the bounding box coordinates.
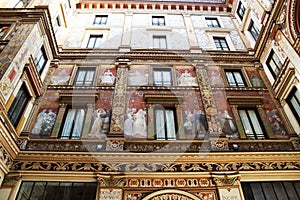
[16,181,97,200]
[266,50,283,78]
[287,87,300,125]
[225,70,246,87]
[74,67,95,86]
[93,15,108,25]
[34,46,48,74]
[153,68,172,86]
[248,20,260,41]
[205,17,221,28]
[86,35,103,48]
[213,37,230,50]
[238,109,266,139]
[237,1,246,21]
[53,16,61,33]
[154,106,177,140]
[153,35,167,49]
[0,24,9,38]
[242,181,300,200]
[8,84,30,127]
[152,16,165,26]
[60,108,86,139]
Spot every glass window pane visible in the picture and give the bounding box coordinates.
[17,182,34,200]
[248,110,264,139]
[44,182,59,200]
[155,109,165,139]
[56,182,72,200]
[61,109,76,139]
[261,183,277,200]
[87,37,95,48]
[162,71,171,85]
[94,37,102,48]
[84,183,98,200]
[249,183,265,200]
[239,110,255,139]
[273,182,288,199]
[166,110,176,139]
[283,182,300,199]
[72,109,85,139]
[31,182,46,200]
[226,72,236,87]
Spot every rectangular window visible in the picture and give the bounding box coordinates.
[53,16,61,33]
[205,17,221,28]
[153,68,172,86]
[0,24,10,38]
[16,181,98,200]
[93,15,108,25]
[34,46,48,74]
[248,20,260,41]
[238,109,266,139]
[266,50,283,78]
[287,87,300,125]
[155,107,176,140]
[153,35,167,49]
[60,108,86,139]
[213,37,230,50]
[74,67,95,86]
[237,1,246,21]
[86,35,103,48]
[242,181,300,200]
[225,70,246,87]
[8,84,30,127]
[152,16,165,26]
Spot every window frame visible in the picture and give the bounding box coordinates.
[152,68,173,86]
[238,108,267,139]
[153,35,167,49]
[205,17,221,28]
[154,106,177,140]
[93,15,108,25]
[225,69,247,87]
[7,84,30,127]
[152,16,166,26]
[73,67,96,86]
[213,36,230,50]
[60,107,87,140]
[248,20,260,41]
[86,34,103,48]
[266,50,283,78]
[287,87,300,125]
[34,46,48,75]
[237,1,246,21]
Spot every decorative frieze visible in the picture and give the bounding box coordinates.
[10,161,300,172]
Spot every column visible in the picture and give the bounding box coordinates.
[195,64,222,137]
[182,13,200,51]
[108,59,130,137]
[120,11,133,51]
[230,105,246,139]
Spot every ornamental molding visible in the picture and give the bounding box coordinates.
[10,160,300,173]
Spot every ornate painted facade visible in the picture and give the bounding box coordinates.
[0,0,299,199]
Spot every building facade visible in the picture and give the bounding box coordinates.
[0,0,299,199]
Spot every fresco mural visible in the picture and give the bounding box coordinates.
[125,90,147,138]
[263,92,288,138]
[176,66,197,86]
[246,70,265,87]
[51,66,73,85]
[99,66,116,85]
[31,109,57,137]
[128,65,149,86]
[219,109,239,139]
[182,90,208,139]
[30,90,60,138]
[207,68,224,87]
[89,90,113,138]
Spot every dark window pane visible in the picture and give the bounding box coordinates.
[284,182,300,199]
[31,182,46,200]
[16,182,34,200]
[44,182,59,200]
[249,183,265,200]
[273,182,288,199]
[261,183,277,200]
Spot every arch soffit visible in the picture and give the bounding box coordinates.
[142,189,201,200]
